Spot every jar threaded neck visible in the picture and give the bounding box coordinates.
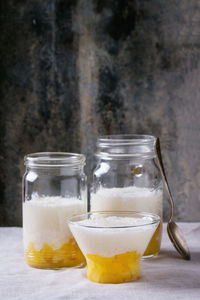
[24,152,85,167]
[96,134,156,159]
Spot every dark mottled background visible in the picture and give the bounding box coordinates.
[0,0,200,225]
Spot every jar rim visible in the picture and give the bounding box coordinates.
[98,134,156,145]
[24,152,86,167]
[96,134,156,159]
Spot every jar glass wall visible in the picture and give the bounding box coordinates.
[90,135,163,258]
[23,152,87,269]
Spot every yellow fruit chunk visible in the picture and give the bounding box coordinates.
[25,238,85,269]
[144,222,162,256]
[86,251,141,284]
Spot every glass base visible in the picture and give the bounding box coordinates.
[26,261,86,270]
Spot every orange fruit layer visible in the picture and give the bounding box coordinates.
[144,222,162,257]
[86,251,141,284]
[25,238,85,269]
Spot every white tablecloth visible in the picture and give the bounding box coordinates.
[0,223,200,300]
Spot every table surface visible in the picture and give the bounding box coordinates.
[0,223,200,300]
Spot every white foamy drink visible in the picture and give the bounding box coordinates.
[69,216,158,257]
[23,196,86,250]
[90,186,163,217]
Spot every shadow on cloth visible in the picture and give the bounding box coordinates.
[140,249,200,289]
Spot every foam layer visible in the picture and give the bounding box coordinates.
[23,196,86,250]
[78,215,154,227]
[69,216,158,257]
[90,186,163,217]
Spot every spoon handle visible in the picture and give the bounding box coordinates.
[155,138,174,220]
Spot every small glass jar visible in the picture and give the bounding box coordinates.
[90,135,163,258]
[23,152,87,269]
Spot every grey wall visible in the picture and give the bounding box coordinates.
[1,0,200,225]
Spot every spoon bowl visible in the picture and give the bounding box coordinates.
[167,220,190,260]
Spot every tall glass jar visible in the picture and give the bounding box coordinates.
[23,152,87,269]
[90,135,163,258]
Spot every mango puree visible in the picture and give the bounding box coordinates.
[86,251,141,284]
[25,238,85,269]
[144,222,162,256]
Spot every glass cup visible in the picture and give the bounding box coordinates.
[23,152,87,269]
[68,212,160,284]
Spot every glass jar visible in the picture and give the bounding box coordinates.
[23,152,87,269]
[90,135,163,258]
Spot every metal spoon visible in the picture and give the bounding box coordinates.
[155,138,191,260]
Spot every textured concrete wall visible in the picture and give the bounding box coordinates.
[1,0,200,225]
